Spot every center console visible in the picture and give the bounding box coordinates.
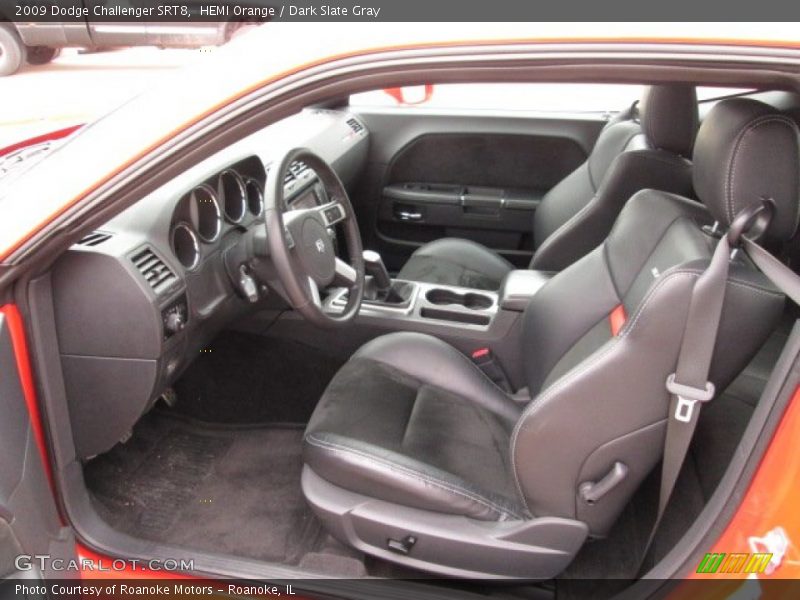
[324,251,554,389]
[328,279,497,330]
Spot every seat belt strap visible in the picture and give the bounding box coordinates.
[637,200,800,573]
[743,238,800,306]
[637,234,731,572]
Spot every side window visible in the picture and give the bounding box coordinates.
[349,83,644,114]
[350,84,756,114]
[696,87,753,102]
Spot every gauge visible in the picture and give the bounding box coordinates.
[245,178,264,216]
[190,184,221,242]
[171,222,200,270]
[218,170,246,223]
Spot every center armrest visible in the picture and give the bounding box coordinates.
[498,270,555,312]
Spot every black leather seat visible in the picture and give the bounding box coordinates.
[396,85,699,289]
[302,98,798,578]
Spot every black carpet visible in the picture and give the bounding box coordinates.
[172,332,346,425]
[85,413,362,569]
[85,319,788,587]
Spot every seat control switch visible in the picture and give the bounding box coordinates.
[579,462,629,505]
[387,535,417,555]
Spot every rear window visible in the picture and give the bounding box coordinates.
[349,84,753,114]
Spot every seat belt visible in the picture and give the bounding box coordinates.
[742,237,800,306]
[637,200,794,573]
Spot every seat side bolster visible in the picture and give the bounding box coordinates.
[512,269,699,533]
[397,238,514,290]
[304,432,524,521]
[531,150,693,272]
[354,332,521,426]
[513,264,784,535]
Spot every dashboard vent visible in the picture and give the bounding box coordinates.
[346,118,364,134]
[77,231,112,247]
[131,247,177,293]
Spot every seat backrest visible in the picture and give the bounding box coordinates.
[530,85,698,271]
[512,98,799,536]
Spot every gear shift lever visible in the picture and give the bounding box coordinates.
[363,250,392,292]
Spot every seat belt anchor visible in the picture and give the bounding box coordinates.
[666,373,715,423]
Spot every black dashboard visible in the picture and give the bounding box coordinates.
[49,108,369,458]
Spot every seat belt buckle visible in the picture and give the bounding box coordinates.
[666,373,715,423]
[471,347,512,392]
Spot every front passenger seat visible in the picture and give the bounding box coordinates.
[397,85,699,289]
[301,98,796,578]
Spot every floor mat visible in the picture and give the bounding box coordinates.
[172,332,346,425]
[85,413,360,567]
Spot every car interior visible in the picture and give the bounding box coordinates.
[17,77,800,596]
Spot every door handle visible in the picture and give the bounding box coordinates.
[396,210,422,221]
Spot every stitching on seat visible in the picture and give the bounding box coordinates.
[603,198,704,293]
[531,147,690,265]
[362,347,516,424]
[307,434,521,520]
[306,433,522,520]
[726,116,796,223]
[533,193,600,263]
[399,388,421,447]
[509,269,698,511]
[551,150,691,268]
[655,267,783,298]
[509,262,781,511]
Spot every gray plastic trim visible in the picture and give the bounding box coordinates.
[499,270,554,312]
[302,466,588,579]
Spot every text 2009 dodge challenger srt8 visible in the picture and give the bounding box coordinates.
[2,22,800,599]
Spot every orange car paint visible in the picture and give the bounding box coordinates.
[0,304,57,500]
[76,543,191,580]
[689,384,800,580]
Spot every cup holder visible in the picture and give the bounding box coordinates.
[425,288,493,310]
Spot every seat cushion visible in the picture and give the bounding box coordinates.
[304,333,524,521]
[396,238,514,290]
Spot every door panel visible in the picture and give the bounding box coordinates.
[0,306,77,579]
[351,109,606,271]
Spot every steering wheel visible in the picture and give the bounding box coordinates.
[263,148,365,327]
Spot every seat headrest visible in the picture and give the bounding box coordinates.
[693,98,800,242]
[639,85,699,157]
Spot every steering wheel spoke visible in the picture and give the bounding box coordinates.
[333,257,357,287]
[316,200,346,227]
[283,225,296,249]
[306,276,323,308]
[263,148,364,328]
